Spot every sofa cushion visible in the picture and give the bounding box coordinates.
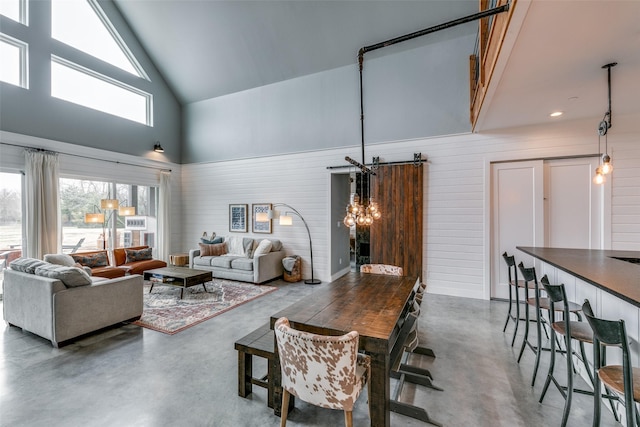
[125,247,153,263]
[44,253,76,267]
[231,257,254,272]
[91,266,126,279]
[211,256,235,269]
[123,259,167,275]
[9,257,48,274]
[72,252,109,268]
[270,239,283,252]
[199,242,227,256]
[253,239,273,257]
[193,256,214,267]
[34,264,92,288]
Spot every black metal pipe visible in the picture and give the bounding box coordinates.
[328,157,427,170]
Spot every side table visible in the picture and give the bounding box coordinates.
[169,253,189,267]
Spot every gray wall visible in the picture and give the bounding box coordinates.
[0,1,182,163]
[183,33,474,164]
[330,173,351,275]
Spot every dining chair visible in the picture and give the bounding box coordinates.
[360,264,404,276]
[583,300,640,427]
[502,252,536,346]
[538,276,606,426]
[274,317,371,427]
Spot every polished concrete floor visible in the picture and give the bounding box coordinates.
[0,279,624,427]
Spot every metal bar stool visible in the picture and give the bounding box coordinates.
[517,263,582,386]
[538,276,613,426]
[583,300,640,427]
[501,252,536,346]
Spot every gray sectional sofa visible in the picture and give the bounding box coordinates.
[3,259,143,347]
[189,236,285,284]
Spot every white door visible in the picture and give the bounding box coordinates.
[491,161,544,300]
[544,157,602,249]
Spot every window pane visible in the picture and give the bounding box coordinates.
[51,0,141,76]
[51,59,150,125]
[0,0,21,23]
[0,172,23,293]
[60,178,108,251]
[0,37,23,87]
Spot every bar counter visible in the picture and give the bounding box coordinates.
[517,247,640,307]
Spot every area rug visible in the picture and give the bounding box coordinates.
[133,279,277,335]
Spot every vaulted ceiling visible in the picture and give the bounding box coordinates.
[114,0,640,133]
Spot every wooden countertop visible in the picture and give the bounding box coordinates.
[517,247,640,307]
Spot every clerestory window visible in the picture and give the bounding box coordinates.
[0,33,28,88]
[0,0,27,25]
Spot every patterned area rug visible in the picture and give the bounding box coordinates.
[133,279,277,335]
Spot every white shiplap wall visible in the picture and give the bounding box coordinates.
[0,131,183,260]
[181,113,640,298]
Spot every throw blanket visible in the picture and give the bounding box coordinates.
[282,256,299,273]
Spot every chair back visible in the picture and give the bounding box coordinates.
[502,252,521,286]
[360,264,403,276]
[539,276,571,335]
[274,317,364,411]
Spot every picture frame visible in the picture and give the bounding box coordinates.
[252,203,272,234]
[229,204,248,232]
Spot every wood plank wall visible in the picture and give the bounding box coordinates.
[369,164,423,278]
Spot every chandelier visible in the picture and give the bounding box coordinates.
[593,62,617,185]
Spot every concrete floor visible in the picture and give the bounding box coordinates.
[0,279,623,427]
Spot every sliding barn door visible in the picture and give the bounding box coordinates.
[369,164,423,278]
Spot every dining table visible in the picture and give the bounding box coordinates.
[270,271,421,427]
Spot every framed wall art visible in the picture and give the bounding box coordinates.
[229,204,248,232]
[252,203,272,234]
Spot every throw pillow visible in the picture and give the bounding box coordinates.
[201,236,224,245]
[44,253,76,267]
[124,247,153,263]
[9,257,48,274]
[253,240,273,257]
[226,236,246,256]
[72,252,109,268]
[34,264,92,288]
[199,242,227,257]
[270,239,283,252]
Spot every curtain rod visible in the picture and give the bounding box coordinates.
[0,141,172,172]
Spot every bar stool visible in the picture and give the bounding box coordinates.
[537,276,600,426]
[583,300,640,427]
[502,252,536,346]
[517,263,582,386]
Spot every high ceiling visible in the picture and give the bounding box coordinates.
[114,0,640,132]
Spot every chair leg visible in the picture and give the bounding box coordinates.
[531,306,543,386]
[503,285,513,332]
[280,390,290,427]
[518,302,530,363]
[562,333,573,427]
[344,410,353,427]
[511,286,521,347]
[539,326,556,404]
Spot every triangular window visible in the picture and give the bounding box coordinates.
[51,0,147,79]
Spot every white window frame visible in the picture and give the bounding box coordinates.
[0,0,28,25]
[51,55,153,126]
[0,33,29,88]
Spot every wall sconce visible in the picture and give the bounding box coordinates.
[153,142,164,153]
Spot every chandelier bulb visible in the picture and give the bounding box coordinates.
[601,154,613,174]
[593,168,605,185]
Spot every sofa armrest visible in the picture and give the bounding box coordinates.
[189,249,201,268]
[253,250,285,283]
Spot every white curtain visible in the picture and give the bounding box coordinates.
[24,149,60,259]
[157,170,171,262]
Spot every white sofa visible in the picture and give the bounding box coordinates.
[3,262,143,347]
[189,236,285,284]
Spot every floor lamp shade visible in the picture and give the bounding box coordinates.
[84,212,104,223]
[100,199,119,210]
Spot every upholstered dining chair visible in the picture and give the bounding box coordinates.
[360,263,404,276]
[274,317,371,427]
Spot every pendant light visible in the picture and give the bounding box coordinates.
[593,62,616,184]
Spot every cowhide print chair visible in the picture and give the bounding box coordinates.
[359,263,404,276]
[274,317,371,427]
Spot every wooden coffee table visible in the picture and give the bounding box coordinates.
[143,267,213,299]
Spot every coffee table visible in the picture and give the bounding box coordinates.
[143,267,213,299]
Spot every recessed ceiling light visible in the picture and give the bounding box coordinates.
[550,111,563,117]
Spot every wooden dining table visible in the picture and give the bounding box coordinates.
[270,271,420,427]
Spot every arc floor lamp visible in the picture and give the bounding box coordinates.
[257,203,320,285]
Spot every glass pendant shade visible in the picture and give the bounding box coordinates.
[593,167,605,185]
[601,154,613,174]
